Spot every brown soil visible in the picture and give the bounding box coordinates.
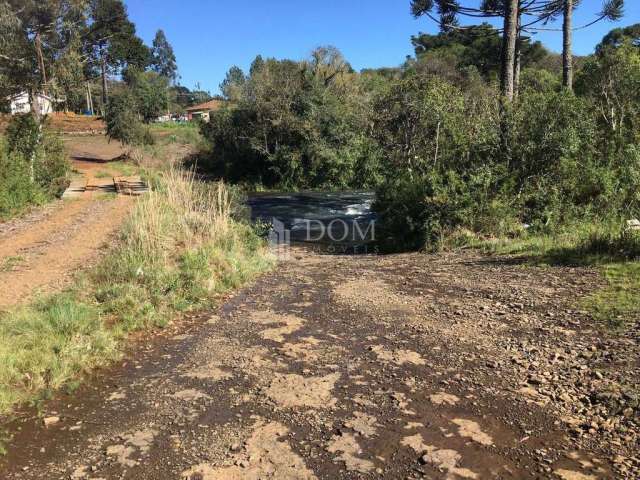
[0,113,105,134]
[0,135,133,309]
[0,248,638,479]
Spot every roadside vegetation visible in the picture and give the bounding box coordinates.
[0,169,271,413]
[0,115,70,220]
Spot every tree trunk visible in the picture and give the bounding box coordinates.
[500,0,519,101]
[562,0,573,90]
[101,54,109,112]
[34,32,47,93]
[514,16,522,101]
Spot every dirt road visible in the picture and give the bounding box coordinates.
[1,249,637,479]
[0,136,132,309]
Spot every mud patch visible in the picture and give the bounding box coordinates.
[170,389,212,402]
[106,428,158,468]
[402,433,430,454]
[265,373,340,409]
[107,391,126,402]
[182,365,232,382]
[333,278,420,313]
[344,412,378,437]
[181,420,317,479]
[402,433,478,479]
[555,470,597,480]
[280,336,322,361]
[422,449,478,479]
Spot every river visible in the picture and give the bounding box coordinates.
[246,191,376,250]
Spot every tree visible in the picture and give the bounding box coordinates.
[51,35,86,112]
[576,34,640,151]
[85,0,150,109]
[500,0,519,101]
[151,29,178,83]
[411,23,549,80]
[0,0,86,180]
[104,90,148,147]
[1,1,86,109]
[410,0,523,101]
[124,68,170,123]
[219,66,245,101]
[596,22,640,53]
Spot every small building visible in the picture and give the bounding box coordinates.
[155,113,172,123]
[185,99,224,122]
[8,92,54,115]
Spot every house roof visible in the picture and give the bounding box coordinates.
[7,91,54,101]
[185,99,225,112]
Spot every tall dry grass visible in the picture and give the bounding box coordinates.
[123,169,233,261]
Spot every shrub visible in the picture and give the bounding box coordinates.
[0,148,45,218]
[0,116,70,219]
[105,91,152,147]
[375,168,519,251]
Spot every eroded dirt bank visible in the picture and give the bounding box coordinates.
[1,249,638,479]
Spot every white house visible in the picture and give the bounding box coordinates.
[8,92,54,115]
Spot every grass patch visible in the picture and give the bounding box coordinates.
[0,256,25,273]
[583,262,640,329]
[149,123,204,149]
[103,160,139,177]
[93,170,113,179]
[0,169,272,414]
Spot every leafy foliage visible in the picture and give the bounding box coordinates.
[368,25,640,251]
[410,23,549,80]
[124,68,170,123]
[104,91,148,146]
[200,48,383,189]
[0,116,70,218]
[151,29,178,83]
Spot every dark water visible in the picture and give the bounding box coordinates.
[246,191,376,247]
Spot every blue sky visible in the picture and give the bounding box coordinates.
[125,0,640,94]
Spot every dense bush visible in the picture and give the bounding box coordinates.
[374,38,640,251]
[198,33,639,253]
[105,91,154,147]
[0,115,70,219]
[200,48,384,189]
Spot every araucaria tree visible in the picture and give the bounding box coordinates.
[85,0,149,109]
[542,0,624,90]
